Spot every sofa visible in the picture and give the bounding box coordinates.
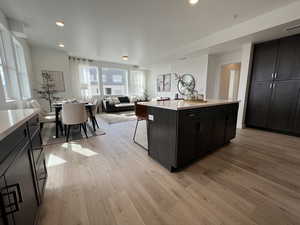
[102,96,135,113]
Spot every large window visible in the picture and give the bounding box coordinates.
[0,29,31,101]
[80,66,100,98]
[101,68,128,95]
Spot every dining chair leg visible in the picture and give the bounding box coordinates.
[82,123,88,138]
[64,125,67,136]
[94,117,99,128]
[59,121,64,136]
[66,125,71,142]
[133,119,139,142]
[133,119,147,150]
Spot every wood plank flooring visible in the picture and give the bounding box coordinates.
[38,119,300,225]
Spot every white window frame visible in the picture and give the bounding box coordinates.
[0,26,32,102]
[13,38,32,100]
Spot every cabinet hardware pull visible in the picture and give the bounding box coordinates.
[0,190,20,216]
[272,73,274,79]
[5,184,23,203]
[269,83,272,89]
[189,114,196,117]
[273,83,276,89]
[275,73,277,79]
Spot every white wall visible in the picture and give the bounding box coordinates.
[237,43,253,129]
[147,55,209,99]
[206,50,242,99]
[31,46,71,110]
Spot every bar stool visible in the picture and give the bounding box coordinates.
[133,103,148,150]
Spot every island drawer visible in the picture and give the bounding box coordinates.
[0,123,28,165]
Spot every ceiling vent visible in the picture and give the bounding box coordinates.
[285,24,300,32]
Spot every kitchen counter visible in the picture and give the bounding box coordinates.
[138,99,240,111]
[0,109,39,141]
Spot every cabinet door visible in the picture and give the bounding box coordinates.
[276,35,300,81]
[211,109,227,150]
[268,80,300,132]
[293,85,300,134]
[251,41,278,82]
[246,81,273,128]
[5,143,38,225]
[225,104,239,142]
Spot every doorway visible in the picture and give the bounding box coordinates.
[219,63,241,100]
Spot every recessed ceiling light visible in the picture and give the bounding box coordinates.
[122,56,129,61]
[58,43,65,48]
[189,0,199,5]
[56,21,64,27]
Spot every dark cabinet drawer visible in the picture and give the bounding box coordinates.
[0,123,28,166]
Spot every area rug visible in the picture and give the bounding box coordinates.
[98,111,136,124]
[42,123,106,146]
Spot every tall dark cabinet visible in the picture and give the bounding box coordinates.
[246,34,300,136]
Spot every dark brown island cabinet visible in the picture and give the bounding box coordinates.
[0,109,47,225]
[246,33,300,136]
[139,100,239,171]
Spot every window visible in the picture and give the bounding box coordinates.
[0,29,31,101]
[80,66,100,98]
[129,70,146,96]
[14,39,31,99]
[102,68,128,95]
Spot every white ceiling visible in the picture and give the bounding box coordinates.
[0,0,298,65]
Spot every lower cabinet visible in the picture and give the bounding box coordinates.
[247,80,300,135]
[4,142,38,225]
[0,115,47,225]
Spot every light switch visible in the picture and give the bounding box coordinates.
[148,114,154,121]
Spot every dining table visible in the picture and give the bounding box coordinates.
[52,102,97,138]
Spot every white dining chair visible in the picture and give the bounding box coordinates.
[30,99,63,134]
[62,103,88,142]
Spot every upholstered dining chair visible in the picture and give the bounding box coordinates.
[30,100,63,134]
[133,102,148,150]
[62,103,88,142]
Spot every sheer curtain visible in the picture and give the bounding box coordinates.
[129,70,146,96]
[69,57,92,99]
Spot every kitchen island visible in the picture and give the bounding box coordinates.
[138,99,239,171]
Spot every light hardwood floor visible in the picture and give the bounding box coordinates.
[38,119,300,225]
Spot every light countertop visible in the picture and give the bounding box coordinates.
[138,99,240,111]
[0,109,39,141]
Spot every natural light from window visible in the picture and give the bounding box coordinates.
[47,154,67,168]
[102,67,128,96]
[61,143,98,157]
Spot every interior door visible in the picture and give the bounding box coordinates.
[5,143,38,225]
[276,34,300,81]
[267,80,300,132]
[246,81,273,128]
[251,40,278,82]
